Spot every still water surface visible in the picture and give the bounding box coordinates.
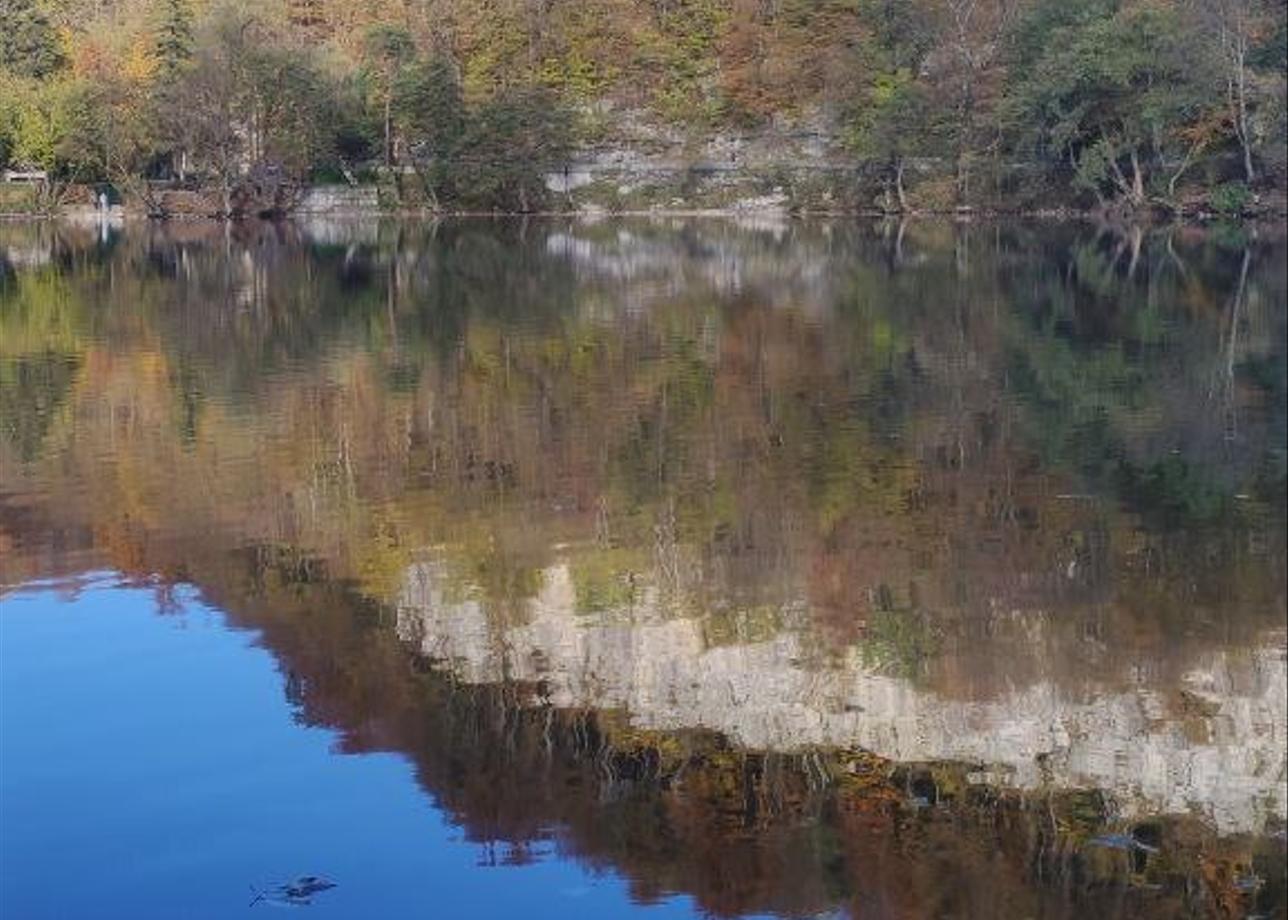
[0,218,1285,918]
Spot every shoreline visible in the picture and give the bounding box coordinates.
[3,205,1286,224]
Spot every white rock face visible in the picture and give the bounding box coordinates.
[295,186,380,214]
[544,168,595,193]
[397,559,1287,835]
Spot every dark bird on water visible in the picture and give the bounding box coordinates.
[249,875,338,908]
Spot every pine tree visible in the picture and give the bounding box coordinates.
[0,0,66,79]
[154,0,194,78]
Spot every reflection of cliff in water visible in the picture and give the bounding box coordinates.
[397,559,1286,837]
[127,545,1284,920]
[2,218,1286,918]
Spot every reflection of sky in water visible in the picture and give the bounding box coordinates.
[0,219,1285,918]
[0,578,722,920]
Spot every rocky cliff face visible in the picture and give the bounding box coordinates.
[295,186,381,214]
[397,557,1287,836]
[541,117,854,213]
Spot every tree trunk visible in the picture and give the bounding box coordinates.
[954,83,974,207]
[217,139,236,218]
[894,158,908,212]
[220,173,233,219]
[384,90,393,167]
[119,172,166,219]
[1125,225,1142,280]
[1129,149,1144,206]
[1168,136,1205,200]
[1235,63,1255,182]
[1219,13,1256,184]
[1107,150,1130,201]
[416,164,440,212]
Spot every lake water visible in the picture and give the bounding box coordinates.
[0,218,1284,919]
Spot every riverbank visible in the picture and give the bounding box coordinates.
[4,157,1285,223]
[4,198,1286,224]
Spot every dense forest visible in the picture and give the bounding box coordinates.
[0,0,1286,215]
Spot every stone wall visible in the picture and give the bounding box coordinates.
[294,185,381,214]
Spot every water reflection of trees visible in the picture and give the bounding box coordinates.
[120,544,1288,919]
[3,219,1280,691]
[2,218,1284,918]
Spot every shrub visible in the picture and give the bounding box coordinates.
[1208,181,1251,216]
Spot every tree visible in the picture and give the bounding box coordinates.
[3,77,89,211]
[0,0,66,79]
[453,86,573,212]
[55,72,166,213]
[166,11,245,215]
[0,72,24,168]
[846,0,940,212]
[1004,0,1219,209]
[247,45,339,183]
[1198,0,1281,183]
[153,0,194,80]
[362,26,416,167]
[849,72,938,212]
[861,0,937,73]
[166,10,340,216]
[4,0,1282,214]
[934,0,1017,204]
[394,53,465,209]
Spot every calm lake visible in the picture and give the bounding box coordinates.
[0,218,1284,919]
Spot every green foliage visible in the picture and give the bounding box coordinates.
[571,548,641,614]
[1003,0,1116,75]
[155,9,347,209]
[0,352,81,462]
[847,69,936,162]
[4,77,87,175]
[153,0,194,78]
[0,0,66,79]
[0,0,1283,213]
[841,0,942,207]
[395,56,464,159]
[859,604,940,681]
[362,26,416,70]
[394,54,465,204]
[1118,455,1229,523]
[856,0,936,72]
[1249,4,1287,72]
[452,86,574,211]
[1209,181,1251,216]
[0,80,15,167]
[1003,0,1219,205]
[639,0,727,126]
[328,75,379,166]
[49,74,160,184]
[247,46,341,176]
